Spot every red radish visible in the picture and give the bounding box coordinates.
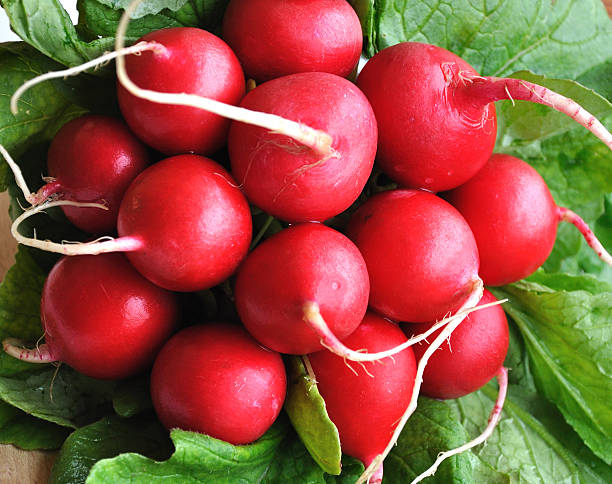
[405,289,509,399]
[43,115,148,233]
[2,253,179,380]
[357,42,612,192]
[222,0,362,82]
[12,155,252,292]
[150,324,286,445]
[444,153,612,286]
[229,72,377,222]
[307,313,417,484]
[234,223,369,355]
[347,189,481,323]
[117,27,245,155]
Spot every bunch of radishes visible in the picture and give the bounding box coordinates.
[2,0,612,482]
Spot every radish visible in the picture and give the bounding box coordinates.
[307,312,417,484]
[228,72,377,222]
[234,223,369,355]
[443,153,612,286]
[11,155,252,292]
[222,0,362,82]
[150,324,286,445]
[36,115,147,233]
[117,27,246,155]
[356,42,612,192]
[2,253,179,380]
[346,189,482,323]
[405,290,509,399]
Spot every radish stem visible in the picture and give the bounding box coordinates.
[459,76,612,151]
[557,206,612,268]
[2,338,57,363]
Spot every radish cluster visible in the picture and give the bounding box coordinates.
[2,1,612,483]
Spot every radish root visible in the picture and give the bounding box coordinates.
[355,278,486,484]
[302,289,504,363]
[10,41,165,115]
[11,199,143,255]
[115,0,335,157]
[557,206,612,268]
[409,367,509,484]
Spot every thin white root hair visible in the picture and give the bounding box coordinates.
[115,0,335,157]
[10,42,163,115]
[0,144,34,204]
[355,279,485,484]
[303,296,505,363]
[409,367,509,484]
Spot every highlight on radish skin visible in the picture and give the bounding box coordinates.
[222,0,363,82]
[444,153,612,286]
[3,253,179,380]
[357,42,612,192]
[307,313,418,484]
[11,155,253,292]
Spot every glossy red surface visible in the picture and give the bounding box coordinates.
[308,313,416,468]
[347,189,480,322]
[150,324,286,445]
[444,154,559,286]
[357,42,497,192]
[41,253,179,380]
[234,223,369,354]
[222,0,362,82]
[117,27,245,155]
[229,72,377,222]
[406,289,509,399]
[47,114,148,233]
[117,154,252,292]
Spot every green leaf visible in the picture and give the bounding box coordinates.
[77,0,230,40]
[366,0,612,82]
[94,0,188,19]
[0,43,78,190]
[0,366,116,428]
[0,399,69,450]
[111,376,153,418]
[86,417,363,483]
[383,397,478,483]
[452,383,612,483]
[284,356,342,475]
[491,275,612,464]
[496,72,612,146]
[49,414,172,484]
[1,0,115,66]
